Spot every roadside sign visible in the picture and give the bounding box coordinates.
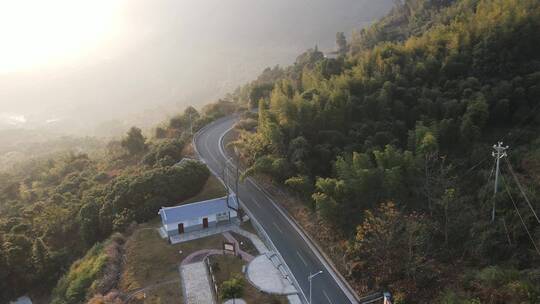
[223,241,236,254]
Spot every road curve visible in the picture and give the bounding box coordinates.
[194,115,354,304]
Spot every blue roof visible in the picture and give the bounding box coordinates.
[159,195,238,224]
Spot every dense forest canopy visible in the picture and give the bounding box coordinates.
[231,0,540,302]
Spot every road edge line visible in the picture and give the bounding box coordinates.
[193,117,308,303]
[217,121,360,303]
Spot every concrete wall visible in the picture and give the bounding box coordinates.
[167,220,216,236]
[165,210,238,237]
[184,220,217,233]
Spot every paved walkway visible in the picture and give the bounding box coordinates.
[179,262,216,304]
[178,226,299,303]
[223,299,246,304]
[181,231,255,266]
[229,226,269,254]
[246,254,297,295]
[181,249,224,266]
[287,295,303,304]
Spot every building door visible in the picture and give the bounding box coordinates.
[178,223,184,234]
[203,218,208,228]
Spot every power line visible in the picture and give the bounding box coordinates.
[478,160,496,221]
[500,174,540,257]
[460,156,490,180]
[459,100,539,182]
[504,158,540,224]
[487,160,495,186]
[501,100,540,146]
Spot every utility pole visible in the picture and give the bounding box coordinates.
[491,141,508,222]
[308,271,323,304]
[235,154,239,198]
[222,161,229,205]
[189,112,193,136]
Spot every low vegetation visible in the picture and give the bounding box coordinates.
[51,234,125,304]
[0,100,238,302]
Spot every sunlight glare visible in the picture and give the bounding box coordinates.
[0,0,125,73]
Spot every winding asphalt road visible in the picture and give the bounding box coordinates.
[194,116,355,304]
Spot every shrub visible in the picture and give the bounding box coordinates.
[235,118,258,131]
[142,139,185,167]
[475,266,520,288]
[221,275,244,299]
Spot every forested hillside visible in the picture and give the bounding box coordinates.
[0,101,236,302]
[232,0,540,302]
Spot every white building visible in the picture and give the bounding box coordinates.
[158,195,238,240]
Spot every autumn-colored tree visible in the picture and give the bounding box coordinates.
[347,202,435,299]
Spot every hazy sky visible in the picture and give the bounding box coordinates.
[0,0,392,135]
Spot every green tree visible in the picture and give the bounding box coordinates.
[32,238,51,281]
[121,127,147,155]
[285,175,313,199]
[336,32,348,56]
[313,178,346,225]
[78,201,101,245]
[184,106,200,120]
[460,94,489,145]
[154,126,167,139]
[0,235,10,301]
[112,209,135,232]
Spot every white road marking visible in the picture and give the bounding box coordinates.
[273,221,284,234]
[296,251,308,266]
[201,119,313,303]
[323,290,335,304]
[252,199,262,208]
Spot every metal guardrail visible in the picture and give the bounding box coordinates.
[192,120,306,303]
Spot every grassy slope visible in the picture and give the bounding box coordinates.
[119,226,227,303]
[50,242,109,304]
